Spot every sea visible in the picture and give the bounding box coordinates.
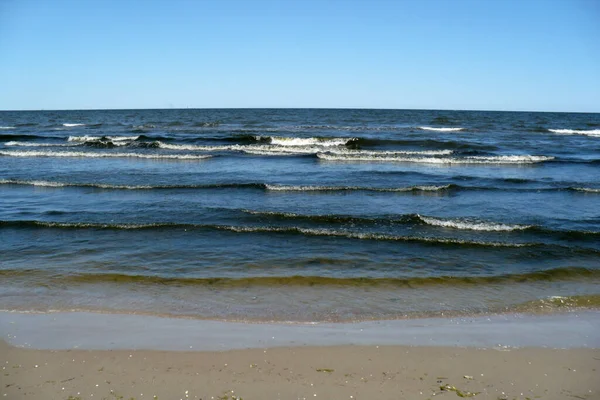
[0,108,599,322]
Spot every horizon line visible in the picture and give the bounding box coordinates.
[1,106,599,114]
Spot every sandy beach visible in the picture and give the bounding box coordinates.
[1,312,600,399]
[2,340,599,400]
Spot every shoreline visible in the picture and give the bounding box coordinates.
[1,310,599,351]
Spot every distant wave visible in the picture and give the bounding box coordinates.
[0,126,15,130]
[0,150,212,160]
[548,128,600,137]
[419,127,465,132]
[0,179,262,190]
[5,141,75,147]
[317,153,554,164]
[265,184,455,192]
[155,141,454,156]
[572,187,600,193]
[417,215,530,232]
[6,180,595,194]
[62,123,86,127]
[0,219,533,248]
[3,267,597,288]
[68,135,140,142]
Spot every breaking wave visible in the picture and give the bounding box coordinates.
[317,153,554,164]
[264,184,455,192]
[68,135,140,142]
[419,127,465,132]
[548,128,600,137]
[572,187,600,193]
[417,215,531,232]
[0,150,212,160]
[0,220,532,248]
[257,136,357,147]
[5,141,75,147]
[62,123,86,127]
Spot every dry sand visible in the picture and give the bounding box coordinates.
[2,340,599,400]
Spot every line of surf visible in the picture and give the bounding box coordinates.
[0,150,212,160]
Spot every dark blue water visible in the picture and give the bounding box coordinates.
[1,109,599,321]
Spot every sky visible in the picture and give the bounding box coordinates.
[0,0,599,112]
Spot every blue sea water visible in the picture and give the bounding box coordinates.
[0,109,599,321]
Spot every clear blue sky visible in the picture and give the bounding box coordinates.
[1,0,599,112]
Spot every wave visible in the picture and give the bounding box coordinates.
[572,187,600,193]
[514,294,600,312]
[68,135,140,142]
[264,184,455,192]
[548,128,600,137]
[2,267,597,288]
[0,179,264,190]
[317,153,554,164]
[0,150,212,160]
[0,220,533,248]
[257,136,356,147]
[5,141,75,147]
[62,123,86,127]
[154,141,455,156]
[0,126,15,130]
[419,126,465,132]
[417,215,530,232]
[242,210,536,233]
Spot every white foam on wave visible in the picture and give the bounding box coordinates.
[259,136,356,147]
[5,141,76,147]
[0,179,154,189]
[548,128,600,137]
[63,123,86,127]
[0,126,15,130]
[158,142,240,151]
[419,127,464,132]
[0,179,67,187]
[418,215,530,232]
[0,150,212,160]
[317,153,553,164]
[265,184,452,192]
[68,135,140,142]
[157,142,452,157]
[574,187,600,193]
[221,225,528,247]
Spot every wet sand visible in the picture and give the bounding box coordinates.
[2,340,599,400]
[1,311,599,399]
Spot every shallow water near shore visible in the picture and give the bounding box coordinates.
[1,109,599,321]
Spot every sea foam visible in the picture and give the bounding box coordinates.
[0,150,212,160]
[62,123,86,127]
[68,135,140,142]
[548,129,600,137]
[417,215,531,232]
[419,127,465,132]
[317,153,553,164]
[258,136,356,147]
[264,184,453,192]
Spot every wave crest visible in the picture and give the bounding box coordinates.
[419,127,464,132]
[0,150,212,160]
[549,128,600,137]
[417,215,530,232]
[317,153,553,164]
